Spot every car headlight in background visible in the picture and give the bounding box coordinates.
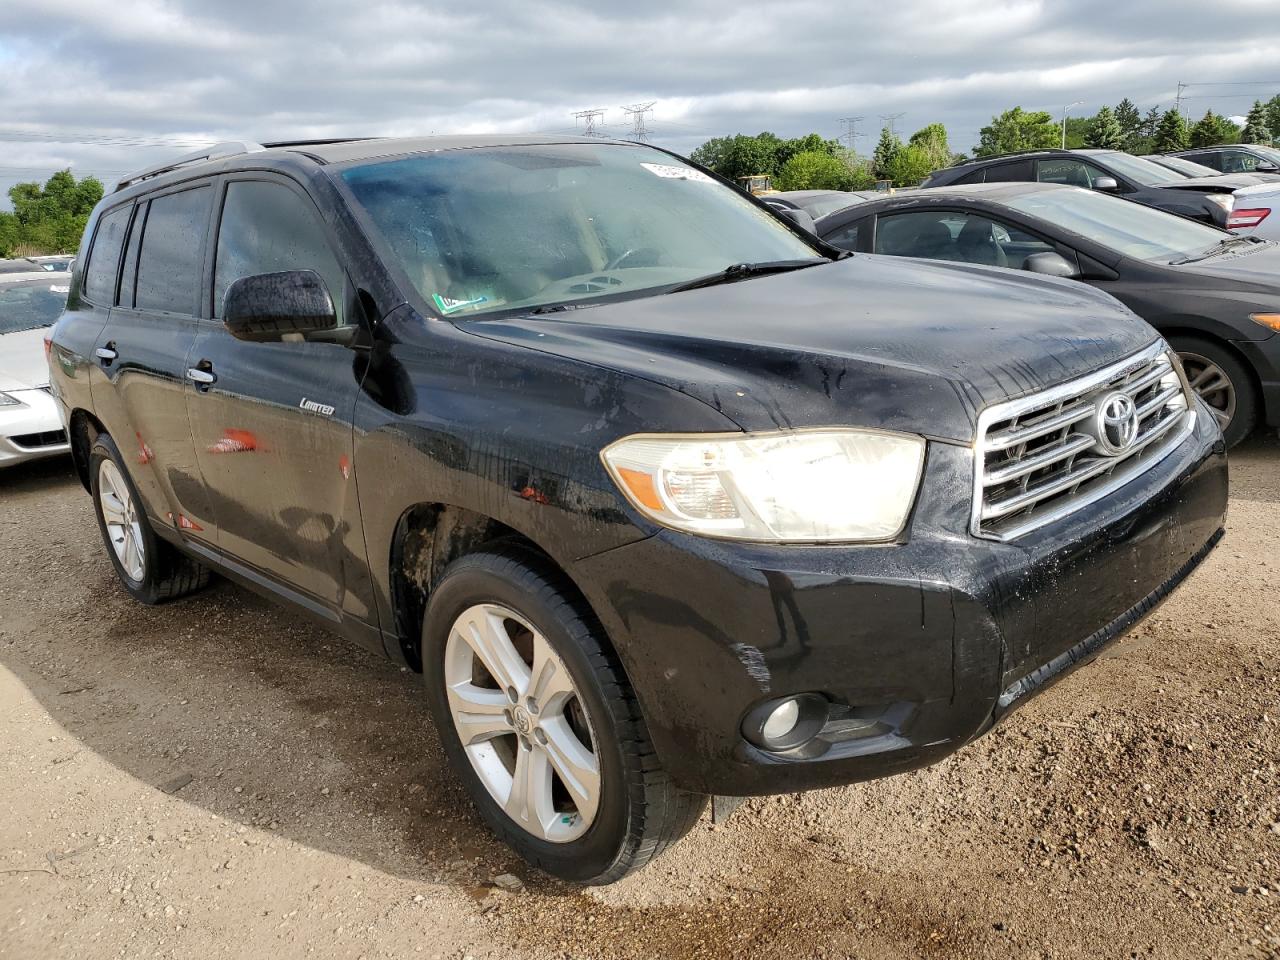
[602,428,926,542]
[1205,194,1234,213]
[1250,313,1280,333]
[0,392,24,407]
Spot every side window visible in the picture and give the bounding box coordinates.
[118,200,146,308]
[1035,158,1103,187]
[82,205,131,305]
[875,210,1021,269]
[135,186,211,315]
[823,219,862,251]
[213,180,344,320]
[953,168,987,185]
[990,221,1057,269]
[1231,152,1263,173]
[982,159,1033,182]
[1185,151,1223,172]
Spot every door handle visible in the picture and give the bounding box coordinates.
[186,367,216,386]
[95,344,118,364]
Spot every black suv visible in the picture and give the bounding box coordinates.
[923,148,1237,225]
[49,136,1228,883]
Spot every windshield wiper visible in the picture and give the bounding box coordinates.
[666,259,827,294]
[1171,234,1263,264]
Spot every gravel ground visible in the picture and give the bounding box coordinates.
[1,435,1277,960]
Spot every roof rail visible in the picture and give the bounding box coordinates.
[259,137,374,148]
[115,141,266,191]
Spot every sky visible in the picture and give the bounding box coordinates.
[2,0,1280,209]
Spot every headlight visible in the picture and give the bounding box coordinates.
[0,392,24,407]
[1205,193,1234,212]
[601,428,926,542]
[1250,313,1280,332]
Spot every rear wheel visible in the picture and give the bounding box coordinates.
[89,433,210,604]
[421,545,706,883]
[1170,335,1258,448]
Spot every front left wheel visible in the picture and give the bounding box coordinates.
[421,545,706,884]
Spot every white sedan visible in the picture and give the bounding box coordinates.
[0,271,72,467]
[1228,182,1280,241]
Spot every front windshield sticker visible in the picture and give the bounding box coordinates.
[432,292,490,314]
[640,162,715,183]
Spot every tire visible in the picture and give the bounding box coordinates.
[421,544,707,884]
[1169,335,1258,448]
[89,433,211,604]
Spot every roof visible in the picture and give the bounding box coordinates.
[944,147,1121,170]
[903,182,1072,200]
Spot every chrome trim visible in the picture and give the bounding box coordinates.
[971,341,1194,542]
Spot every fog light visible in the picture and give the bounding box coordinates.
[742,693,829,752]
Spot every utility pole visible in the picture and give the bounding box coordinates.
[1061,100,1083,148]
[572,108,607,138]
[838,116,864,152]
[621,102,656,143]
[1175,81,1188,118]
[879,113,904,137]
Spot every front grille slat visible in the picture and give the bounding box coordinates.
[972,344,1195,541]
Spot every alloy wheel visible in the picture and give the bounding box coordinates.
[443,603,601,843]
[1178,351,1236,433]
[99,459,146,582]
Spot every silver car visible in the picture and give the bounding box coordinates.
[1,270,72,467]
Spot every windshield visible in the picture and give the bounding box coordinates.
[1006,188,1228,263]
[1093,152,1186,186]
[1151,156,1219,178]
[1252,145,1280,166]
[0,279,69,334]
[802,194,866,219]
[339,143,822,318]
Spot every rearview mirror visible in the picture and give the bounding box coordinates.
[775,207,817,234]
[1022,252,1079,279]
[223,270,337,343]
[1092,177,1120,192]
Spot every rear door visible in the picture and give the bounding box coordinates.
[89,184,215,536]
[185,174,371,621]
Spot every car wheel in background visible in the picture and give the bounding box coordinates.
[89,433,211,604]
[1169,335,1258,448]
[421,544,707,884]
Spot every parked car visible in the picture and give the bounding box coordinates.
[49,136,1227,883]
[1169,144,1280,176]
[1141,153,1280,185]
[922,149,1237,226]
[1219,180,1280,242]
[813,181,1280,445]
[762,189,876,220]
[1,271,73,467]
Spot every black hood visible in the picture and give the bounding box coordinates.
[465,255,1158,442]
[1172,241,1280,291]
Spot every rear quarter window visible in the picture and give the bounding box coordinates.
[82,205,131,305]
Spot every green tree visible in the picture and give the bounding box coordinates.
[883,145,934,186]
[872,126,902,178]
[3,169,103,256]
[1265,95,1280,145]
[0,211,20,258]
[907,123,951,171]
[975,107,1058,157]
[1151,110,1189,153]
[1115,98,1143,149]
[775,133,841,169]
[835,149,878,189]
[689,136,733,172]
[1242,100,1272,145]
[1143,106,1161,139]
[1189,110,1239,148]
[774,151,856,191]
[1063,116,1090,149]
[1085,105,1124,149]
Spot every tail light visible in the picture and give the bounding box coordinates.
[1227,207,1272,230]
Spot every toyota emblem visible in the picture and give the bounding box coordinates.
[1094,391,1140,455]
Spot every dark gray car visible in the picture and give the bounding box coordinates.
[815,181,1280,446]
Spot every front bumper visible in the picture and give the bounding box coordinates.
[0,388,70,468]
[571,403,1228,796]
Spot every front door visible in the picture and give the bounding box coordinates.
[185,175,371,621]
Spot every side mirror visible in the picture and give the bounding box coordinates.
[223,270,337,343]
[1256,162,1279,174]
[1092,177,1120,192]
[776,207,817,234]
[1022,252,1079,279]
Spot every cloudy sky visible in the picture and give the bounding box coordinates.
[3,0,1279,208]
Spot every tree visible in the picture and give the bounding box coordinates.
[774,151,857,191]
[907,123,951,171]
[1085,105,1124,149]
[872,126,902,179]
[1,169,103,257]
[1241,100,1272,145]
[1151,110,1189,153]
[975,107,1058,157]
[775,133,841,169]
[689,131,841,183]
[1063,116,1091,149]
[1266,95,1280,145]
[1115,98,1143,149]
[883,145,934,187]
[1142,106,1161,140]
[1189,110,1239,148]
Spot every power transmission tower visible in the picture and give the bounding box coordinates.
[879,113,905,136]
[572,108,607,137]
[1175,81,1187,117]
[621,102,656,142]
[838,116,864,152]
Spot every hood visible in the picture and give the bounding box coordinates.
[1172,241,1280,290]
[464,255,1157,442]
[0,327,53,391]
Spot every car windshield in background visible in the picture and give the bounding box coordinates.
[801,194,866,219]
[1006,189,1228,263]
[1252,145,1280,166]
[1153,156,1219,177]
[1094,152,1186,186]
[0,279,70,334]
[338,143,823,319]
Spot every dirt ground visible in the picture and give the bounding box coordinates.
[1,435,1277,960]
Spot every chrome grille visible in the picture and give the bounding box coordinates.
[973,342,1195,541]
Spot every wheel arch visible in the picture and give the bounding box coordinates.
[1161,326,1264,398]
[68,408,106,493]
